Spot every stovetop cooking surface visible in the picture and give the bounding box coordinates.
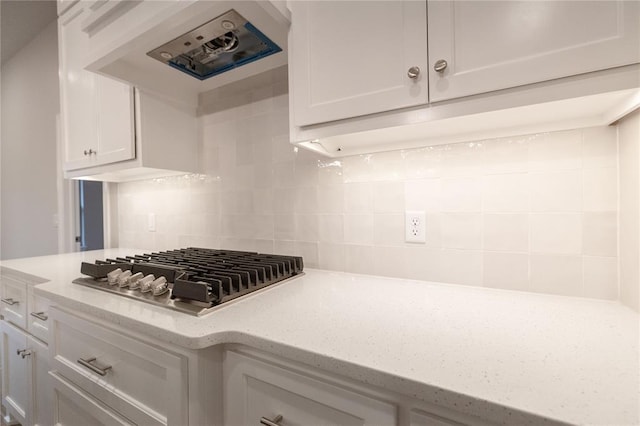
[74,248,304,316]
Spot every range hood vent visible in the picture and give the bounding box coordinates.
[147,9,281,81]
[85,1,290,106]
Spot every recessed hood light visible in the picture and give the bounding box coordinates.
[147,9,281,81]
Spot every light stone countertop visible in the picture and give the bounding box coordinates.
[1,249,638,426]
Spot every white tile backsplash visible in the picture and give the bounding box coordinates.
[483,252,529,291]
[529,130,582,171]
[482,173,530,212]
[483,214,529,252]
[318,214,344,243]
[344,182,373,213]
[530,213,582,255]
[583,256,618,300]
[582,167,617,212]
[441,213,482,250]
[530,254,583,296]
[582,212,617,257]
[441,177,483,212]
[373,246,406,278]
[345,244,374,275]
[404,179,441,212]
[529,170,582,212]
[373,181,404,213]
[117,77,622,301]
[619,110,640,311]
[343,214,374,245]
[582,126,617,169]
[373,213,404,246]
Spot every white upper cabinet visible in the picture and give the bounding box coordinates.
[289,0,640,157]
[59,4,135,172]
[58,2,199,182]
[428,0,640,102]
[290,1,428,126]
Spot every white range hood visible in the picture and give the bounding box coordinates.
[83,0,290,106]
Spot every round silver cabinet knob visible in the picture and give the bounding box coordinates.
[434,59,448,73]
[407,66,421,79]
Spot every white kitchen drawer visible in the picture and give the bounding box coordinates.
[224,350,397,426]
[0,276,27,330]
[51,372,134,426]
[27,288,51,344]
[50,307,187,426]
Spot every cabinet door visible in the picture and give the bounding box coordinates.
[290,1,428,127]
[428,1,640,102]
[1,321,31,425]
[224,350,396,426]
[59,3,135,171]
[59,5,96,170]
[30,336,53,426]
[94,77,135,166]
[50,307,185,425]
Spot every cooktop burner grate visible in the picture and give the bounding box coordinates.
[74,248,304,316]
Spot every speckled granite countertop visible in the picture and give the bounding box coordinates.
[1,249,638,425]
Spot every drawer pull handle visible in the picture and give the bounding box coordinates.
[16,349,32,359]
[1,298,18,306]
[260,414,283,426]
[78,357,112,376]
[30,311,48,321]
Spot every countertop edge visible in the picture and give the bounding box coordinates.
[35,282,571,426]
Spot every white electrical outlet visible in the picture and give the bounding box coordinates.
[405,211,426,243]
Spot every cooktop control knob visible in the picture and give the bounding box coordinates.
[107,268,123,285]
[117,270,132,288]
[139,274,156,293]
[127,272,144,290]
[150,277,169,296]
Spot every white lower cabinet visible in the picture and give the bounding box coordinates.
[49,307,188,426]
[51,372,133,426]
[1,321,29,424]
[0,269,52,426]
[223,348,494,426]
[0,321,51,426]
[224,349,397,425]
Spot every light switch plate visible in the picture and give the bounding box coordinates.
[147,213,156,232]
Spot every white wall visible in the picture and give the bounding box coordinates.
[619,109,640,311]
[1,21,59,259]
[118,68,621,300]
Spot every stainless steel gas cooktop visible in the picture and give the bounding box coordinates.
[74,248,304,316]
